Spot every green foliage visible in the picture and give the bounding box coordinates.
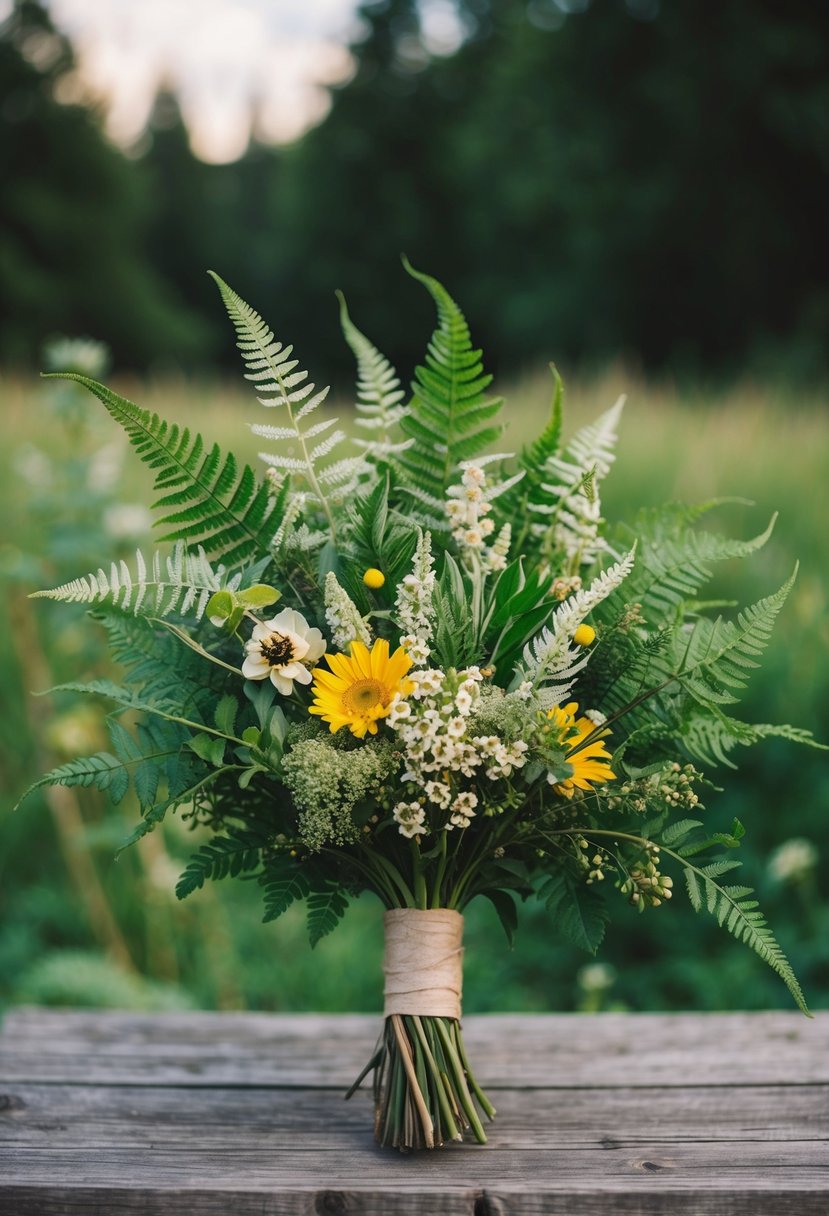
[44,374,283,568]
[538,867,609,955]
[681,860,809,1016]
[398,260,504,505]
[176,819,271,899]
[307,880,350,948]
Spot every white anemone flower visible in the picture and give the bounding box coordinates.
[242,608,326,695]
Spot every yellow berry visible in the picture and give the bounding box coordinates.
[362,567,385,589]
[573,623,596,646]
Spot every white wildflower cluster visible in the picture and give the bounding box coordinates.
[444,462,498,566]
[386,666,528,837]
[393,801,427,839]
[395,530,437,665]
[324,571,371,651]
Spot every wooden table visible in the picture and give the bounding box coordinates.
[0,1008,827,1213]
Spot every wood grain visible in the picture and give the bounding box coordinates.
[2,1008,826,1087]
[0,1009,826,1215]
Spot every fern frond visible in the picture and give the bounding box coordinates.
[43,374,282,568]
[260,856,311,923]
[528,394,625,567]
[682,862,809,1014]
[31,543,232,621]
[616,514,778,628]
[518,546,636,694]
[337,291,412,462]
[666,568,797,710]
[176,823,270,899]
[397,260,503,501]
[307,878,350,946]
[209,272,369,538]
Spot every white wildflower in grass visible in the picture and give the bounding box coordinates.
[768,838,818,885]
[243,607,326,694]
[324,571,372,651]
[103,503,152,540]
[395,530,436,663]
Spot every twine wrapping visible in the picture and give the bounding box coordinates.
[383,908,464,1020]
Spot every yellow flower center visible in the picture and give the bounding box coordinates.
[342,678,385,713]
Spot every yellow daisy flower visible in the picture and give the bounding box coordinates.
[547,701,615,799]
[309,638,414,738]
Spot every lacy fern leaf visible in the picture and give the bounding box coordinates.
[209,272,367,538]
[337,291,412,462]
[398,260,504,502]
[31,543,232,621]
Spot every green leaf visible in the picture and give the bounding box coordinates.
[307,879,350,946]
[188,733,226,767]
[481,889,519,947]
[540,868,609,954]
[237,584,281,609]
[260,856,311,923]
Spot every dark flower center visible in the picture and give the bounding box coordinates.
[260,632,296,667]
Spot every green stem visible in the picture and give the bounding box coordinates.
[431,832,448,909]
[411,837,428,910]
[369,849,416,908]
[434,1018,487,1143]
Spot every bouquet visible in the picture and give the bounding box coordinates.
[21,262,821,1151]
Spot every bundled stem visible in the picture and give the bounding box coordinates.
[361,1014,494,1151]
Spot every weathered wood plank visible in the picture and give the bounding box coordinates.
[1,1011,827,1215]
[1,1082,827,1149]
[2,1189,828,1216]
[1,1009,826,1089]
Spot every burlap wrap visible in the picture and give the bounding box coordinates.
[383,907,464,1020]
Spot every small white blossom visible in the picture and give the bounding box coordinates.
[585,709,607,725]
[425,780,452,809]
[243,608,326,695]
[393,801,427,839]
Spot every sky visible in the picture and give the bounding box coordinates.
[3,0,469,162]
[37,0,363,162]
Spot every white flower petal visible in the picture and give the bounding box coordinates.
[291,666,313,686]
[242,656,270,680]
[270,671,293,695]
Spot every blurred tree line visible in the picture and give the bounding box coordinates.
[2,0,828,381]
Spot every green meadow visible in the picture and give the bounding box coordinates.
[1,369,826,1016]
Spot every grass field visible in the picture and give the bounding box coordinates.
[1,367,827,1017]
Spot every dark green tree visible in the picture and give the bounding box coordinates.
[0,0,209,367]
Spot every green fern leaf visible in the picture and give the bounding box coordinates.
[539,868,608,954]
[176,825,267,899]
[682,864,809,1015]
[306,879,350,946]
[397,260,503,502]
[31,543,231,620]
[43,374,282,568]
[260,856,312,923]
[209,272,366,535]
